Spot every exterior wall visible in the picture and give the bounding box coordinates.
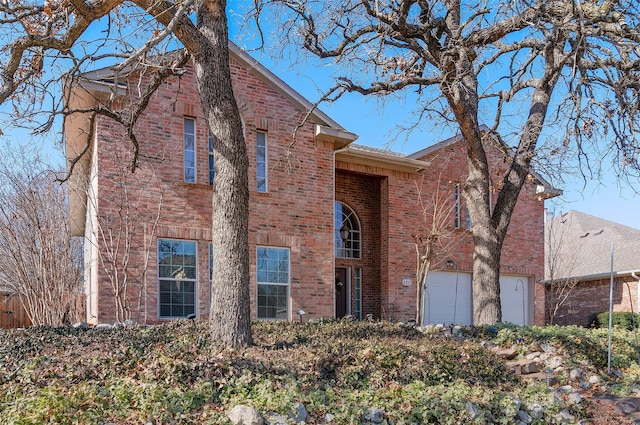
[554,277,640,326]
[91,58,336,324]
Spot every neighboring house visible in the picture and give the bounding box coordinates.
[545,210,640,326]
[0,290,30,329]
[65,43,558,326]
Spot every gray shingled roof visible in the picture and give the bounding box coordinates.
[545,210,640,280]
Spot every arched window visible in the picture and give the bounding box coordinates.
[335,202,361,258]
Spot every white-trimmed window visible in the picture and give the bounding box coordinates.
[335,202,361,259]
[158,239,196,318]
[256,131,267,192]
[184,118,196,183]
[353,267,362,319]
[257,247,289,319]
[208,134,215,185]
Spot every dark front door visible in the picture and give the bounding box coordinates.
[335,267,348,318]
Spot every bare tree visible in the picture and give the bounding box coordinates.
[414,156,462,326]
[86,151,163,324]
[0,145,83,325]
[545,211,580,325]
[252,0,640,324]
[1,0,251,344]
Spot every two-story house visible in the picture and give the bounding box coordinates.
[65,43,557,326]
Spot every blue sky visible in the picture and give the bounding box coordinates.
[1,4,638,230]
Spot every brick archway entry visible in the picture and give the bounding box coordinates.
[335,267,348,318]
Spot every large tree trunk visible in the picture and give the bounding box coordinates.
[193,0,252,346]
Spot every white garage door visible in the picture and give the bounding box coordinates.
[424,272,530,325]
[424,271,472,325]
[500,276,529,325]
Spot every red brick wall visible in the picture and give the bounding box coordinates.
[553,277,640,326]
[92,58,336,323]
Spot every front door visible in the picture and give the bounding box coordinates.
[335,267,348,318]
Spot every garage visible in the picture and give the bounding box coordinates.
[424,272,530,325]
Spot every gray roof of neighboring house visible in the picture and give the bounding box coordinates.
[545,210,640,280]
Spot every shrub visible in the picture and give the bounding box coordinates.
[589,312,640,330]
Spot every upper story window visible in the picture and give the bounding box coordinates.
[335,201,361,259]
[256,131,267,192]
[158,239,196,318]
[183,118,196,183]
[208,134,215,185]
[454,183,461,229]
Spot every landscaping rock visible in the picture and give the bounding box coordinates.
[324,413,335,423]
[540,343,556,353]
[264,412,287,425]
[568,393,583,404]
[517,409,532,424]
[545,356,563,370]
[466,402,479,419]
[588,375,600,384]
[288,402,307,423]
[362,407,384,424]
[559,409,574,423]
[494,347,518,360]
[72,322,89,329]
[570,367,584,380]
[94,323,114,331]
[525,351,541,360]
[227,405,264,425]
[529,403,545,420]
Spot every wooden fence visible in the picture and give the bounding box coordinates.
[0,293,31,329]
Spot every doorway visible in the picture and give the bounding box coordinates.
[335,267,350,318]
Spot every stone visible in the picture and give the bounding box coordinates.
[588,375,600,384]
[324,413,335,423]
[570,368,584,380]
[466,402,479,419]
[525,351,541,360]
[452,325,463,336]
[540,343,556,353]
[72,322,89,329]
[568,393,583,404]
[227,405,264,425]
[559,409,574,423]
[363,407,384,424]
[545,356,563,370]
[288,402,307,423]
[529,403,545,420]
[517,410,532,424]
[263,412,287,425]
[495,348,518,360]
[481,340,497,350]
[94,323,114,331]
[558,385,574,394]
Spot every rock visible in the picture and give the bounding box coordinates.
[545,356,563,370]
[558,385,574,394]
[466,402,479,419]
[617,401,638,414]
[227,405,264,425]
[494,348,518,360]
[94,323,114,331]
[559,409,574,423]
[324,413,335,423]
[72,322,89,329]
[529,404,545,420]
[540,343,556,353]
[481,340,497,350]
[588,375,600,384]
[525,351,541,360]
[263,412,287,425]
[568,393,583,404]
[517,410,532,424]
[363,407,384,424]
[452,325,463,336]
[570,368,584,380]
[288,402,307,423]
[579,381,590,389]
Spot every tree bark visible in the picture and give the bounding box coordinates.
[192,0,252,346]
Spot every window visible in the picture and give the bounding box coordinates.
[208,134,215,185]
[257,247,289,319]
[454,183,461,229]
[335,202,361,258]
[184,118,196,183]
[256,131,267,192]
[158,239,196,318]
[353,268,362,319]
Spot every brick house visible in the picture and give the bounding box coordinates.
[65,43,558,326]
[545,211,640,326]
